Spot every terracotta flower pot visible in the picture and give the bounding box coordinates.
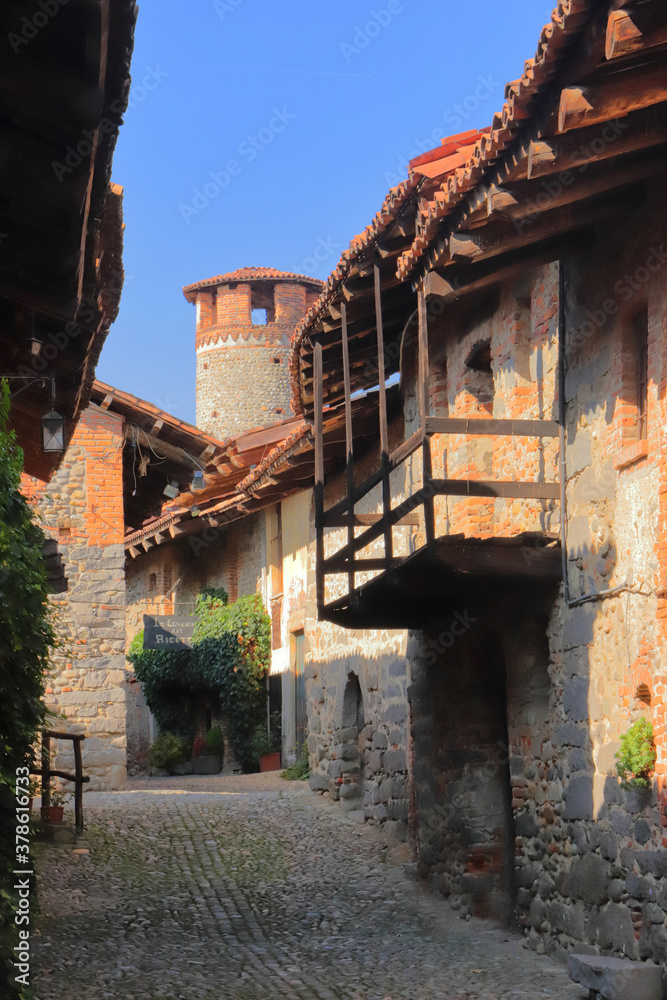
[259,752,281,773]
[41,805,64,824]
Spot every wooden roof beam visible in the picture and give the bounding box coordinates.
[528,104,667,179]
[422,232,593,305]
[442,195,634,269]
[606,6,667,61]
[488,157,663,223]
[558,62,667,133]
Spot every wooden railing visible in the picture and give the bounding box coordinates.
[39,730,89,832]
[313,281,562,619]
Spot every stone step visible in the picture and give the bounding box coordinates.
[568,954,663,1000]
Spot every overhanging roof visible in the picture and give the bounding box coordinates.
[293,0,667,420]
[1,0,137,480]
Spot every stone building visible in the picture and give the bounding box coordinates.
[8,0,136,790]
[120,269,412,832]
[184,267,323,440]
[22,408,128,790]
[22,0,667,971]
[293,0,667,966]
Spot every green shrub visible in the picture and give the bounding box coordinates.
[205,725,224,757]
[282,743,310,781]
[615,718,656,789]
[127,590,270,772]
[250,725,272,761]
[0,382,57,999]
[148,732,189,774]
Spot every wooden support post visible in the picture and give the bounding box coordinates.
[314,340,325,615]
[418,287,435,547]
[73,738,84,833]
[374,261,393,563]
[41,732,51,809]
[341,301,355,596]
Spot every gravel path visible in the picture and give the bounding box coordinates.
[33,773,583,1000]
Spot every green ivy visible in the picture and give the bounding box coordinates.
[148,732,189,773]
[615,717,656,790]
[282,742,310,782]
[127,589,270,772]
[0,381,56,999]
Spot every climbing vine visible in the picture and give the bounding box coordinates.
[127,588,271,772]
[0,381,56,999]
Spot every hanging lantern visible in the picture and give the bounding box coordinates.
[42,410,65,452]
[163,480,180,499]
[190,470,205,491]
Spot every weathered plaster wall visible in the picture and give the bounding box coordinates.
[22,405,127,791]
[403,182,667,965]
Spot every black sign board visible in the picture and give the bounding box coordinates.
[143,614,199,650]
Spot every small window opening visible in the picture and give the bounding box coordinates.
[148,573,157,593]
[464,339,494,407]
[272,356,281,364]
[465,340,492,372]
[636,684,651,707]
[252,308,267,326]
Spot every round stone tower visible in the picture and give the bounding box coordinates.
[184,267,324,440]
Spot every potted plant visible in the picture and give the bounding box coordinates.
[615,718,656,801]
[40,787,68,825]
[252,719,282,772]
[192,725,223,774]
[148,731,189,776]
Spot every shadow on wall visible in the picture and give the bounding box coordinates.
[408,526,667,965]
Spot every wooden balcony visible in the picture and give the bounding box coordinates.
[313,280,564,629]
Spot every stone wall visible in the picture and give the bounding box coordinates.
[22,405,127,791]
[194,278,320,439]
[398,177,667,966]
[292,459,413,838]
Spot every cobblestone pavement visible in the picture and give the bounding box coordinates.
[34,774,583,1000]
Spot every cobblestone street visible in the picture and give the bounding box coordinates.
[34,775,582,1000]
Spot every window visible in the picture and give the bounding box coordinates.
[464,339,493,408]
[148,573,157,593]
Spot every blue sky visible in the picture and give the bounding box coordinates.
[100,0,555,423]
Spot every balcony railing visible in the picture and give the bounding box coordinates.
[313,278,563,624]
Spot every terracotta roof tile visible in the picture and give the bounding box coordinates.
[397,0,598,280]
[183,267,324,301]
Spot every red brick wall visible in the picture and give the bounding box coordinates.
[21,405,127,791]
